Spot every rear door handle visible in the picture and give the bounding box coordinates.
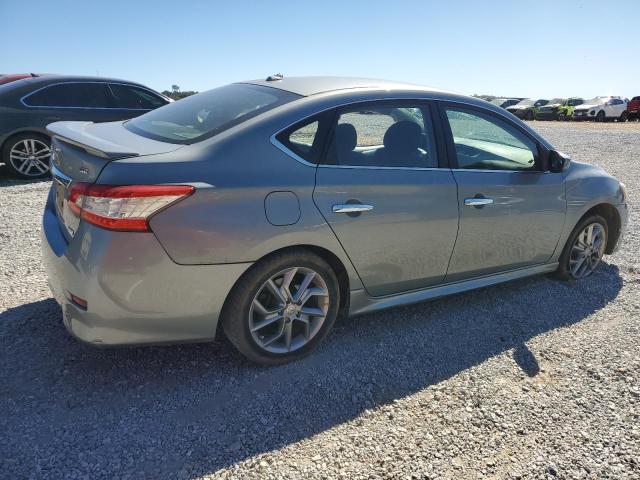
[464,197,494,207]
[332,204,374,213]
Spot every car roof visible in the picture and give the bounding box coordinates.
[19,74,150,87]
[241,76,449,97]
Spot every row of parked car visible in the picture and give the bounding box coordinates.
[483,95,640,122]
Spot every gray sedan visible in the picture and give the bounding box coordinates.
[41,76,628,364]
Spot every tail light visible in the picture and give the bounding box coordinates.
[68,183,195,232]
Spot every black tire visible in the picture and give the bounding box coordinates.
[2,132,52,179]
[595,110,605,122]
[558,113,567,121]
[555,214,608,281]
[526,110,534,121]
[221,248,340,365]
[619,111,628,122]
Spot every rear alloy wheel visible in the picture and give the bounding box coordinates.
[596,110,605,122]
[555,215,608,280]
[558,113,567,121]
[221,250,340,365]
[2,133,51,178]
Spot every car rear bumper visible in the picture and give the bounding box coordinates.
[41,187,252,346]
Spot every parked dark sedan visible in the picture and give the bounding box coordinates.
[0,75,170,178]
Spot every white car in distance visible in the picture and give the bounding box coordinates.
[572,96,628,122]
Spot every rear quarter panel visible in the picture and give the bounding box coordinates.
[96,117,365,291]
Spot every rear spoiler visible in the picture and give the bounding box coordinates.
[47,121,139,160]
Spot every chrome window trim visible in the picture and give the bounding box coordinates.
[20,81,167,110]
[318,164,442,171]
[450,168,550,174]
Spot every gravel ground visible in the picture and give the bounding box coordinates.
[0,121,638,479]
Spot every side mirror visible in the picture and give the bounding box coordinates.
[548,150,571,173]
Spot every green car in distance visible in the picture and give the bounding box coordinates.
[536,98,584,121]
[506,98,549,120]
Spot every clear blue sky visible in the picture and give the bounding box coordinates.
[1,0,638,99]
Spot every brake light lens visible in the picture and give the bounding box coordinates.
[68,183,195,232]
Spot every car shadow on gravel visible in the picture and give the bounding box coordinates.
[0,263,623,478]
[0,163,50,187]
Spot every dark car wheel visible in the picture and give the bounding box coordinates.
[221,249,340,365]
[558,113,567,121]
[526,110,534,121]
[595,110,605,122]
[619,111,628,122]
[555,215,608,281]
[2,133,52,179]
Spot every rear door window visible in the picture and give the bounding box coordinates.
[23,83,112,108]
[109,84,168,109]
[323,103,438,168]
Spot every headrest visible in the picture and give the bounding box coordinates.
[334,123,357,152]
[383,121,422,151]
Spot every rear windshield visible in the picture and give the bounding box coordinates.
[125,83,299,144]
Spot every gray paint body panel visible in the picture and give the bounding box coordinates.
[313,167,459,296]
[446,170,566,281]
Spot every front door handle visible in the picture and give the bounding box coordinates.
[464,197,494,207]
[333,204,374,213]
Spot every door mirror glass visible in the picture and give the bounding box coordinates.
[548,150,571,173]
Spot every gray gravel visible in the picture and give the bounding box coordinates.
[1,121,639,479]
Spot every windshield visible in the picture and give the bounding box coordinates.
[125,83,299,144]
[490,98,507,105]
[584,97,608,105]
[514,99,534,106]
[547,98,564,105]
[568,98,583,106]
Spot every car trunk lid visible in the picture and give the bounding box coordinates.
[47,121,183,239]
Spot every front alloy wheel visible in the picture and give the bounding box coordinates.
[569,223,606,279]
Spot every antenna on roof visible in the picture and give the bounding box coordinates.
[266,73,284,82]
